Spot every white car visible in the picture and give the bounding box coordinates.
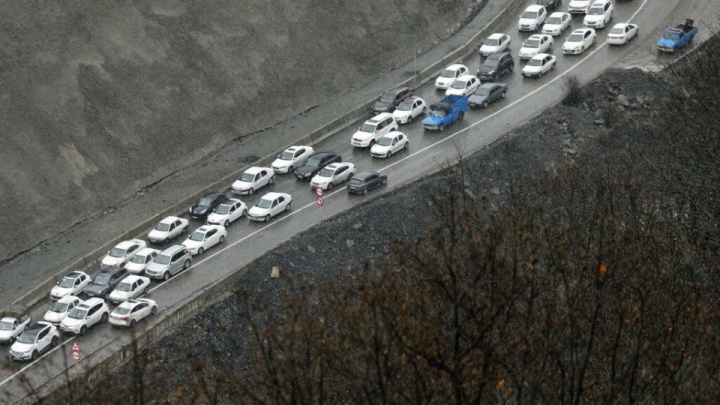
[445,75,480,97]
[608,23,638,45]
[109,298,158,328]
[583,0,613,29]
[248,192,293,222]
[521,54,557,78]
[50,271,91,300]
[271,146,314,174]
[568,0,593,14]
[182,225,227,255]
[231,166,274,195]
[478,33,511,57]
[518,5,547,32]
[392,97,426,124]
[0,308,32,344]
[310,162,356,191]
[434,64,469,90]
[60,298,109,335]
[370,132,410,159]
[351,113,398,148]
[43,295,81,325]
[124,247,160,275]
[108,275,152,305]
[147,216,189,244]
[542,12,571,36]
[101,239,147,268]
[207,198,248,227]
[562,28,597,55]
[519,34,554,60]
[9,322,59,362]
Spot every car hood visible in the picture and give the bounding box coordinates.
[147,229,170,239]
[352,130,373,140]
[310,175,330,184]
[232,179,251,190]
[85,284,110,295]
[207,212,228,223]
[523,64,544,72]
[294,165,318,177]
[109,290,131,301]
[182,239,203,249]
[479,44,499,53]
[544,23,563,30]
[190,205,210,215]
[563,41,583,49]
[657,37,677,47]
[468,94,489,104]
[249,206,270,217]
[519,18,539,25]
[125,261,146,271]
[61,317,84,328]
[0,330,13,339]
[272,158,291,168]
[569,0,590,6]
[477,65,497,75]
[44,311,65,323]
[146,262,169,273]
[435,77,453,86]
[519,47,539,55]
[102,256,124,266]
[51,286,72,297]
[584,14,605,22]
[422,116,445,125]
[445,88,465,96]
[392,109,411,118]
[10,342,33,353]
[370,144,391,154]
[372,100,392,111]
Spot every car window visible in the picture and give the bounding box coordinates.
[88,306,97,316]
[294,149,303,158]
[172,252,182,262]
[128,245,138,254]
[271,200,278,208]
[75,278,81,287]
[278,196,285,203]
[38,329,48,340]
[336,166,346,175]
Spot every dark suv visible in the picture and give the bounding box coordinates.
[294,152,342,181]
[536,0,561,11]
[477,52,515,81]
[83,266,129,299]
[371,87,413,114]
[188,192,227,220]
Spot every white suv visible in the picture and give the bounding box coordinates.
[351,113,398,148]
[60,298,109,335]
[583,0,613,29]
[9,322,59,362]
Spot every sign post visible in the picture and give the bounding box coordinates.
[316,188,324,206]
[71,340,82,377]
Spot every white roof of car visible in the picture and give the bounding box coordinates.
[57,295,79,304]
[527,34,544,40]
[159,216,182,224]
[445,64,466,71]
[549,12,569,18]
[382,131,404,139]
[612,23,630,29]
[135,247,159,256]
[119,275,146,284]
[488,33,505,40]
[221,198,243,205]
[80,297,104,307]
[261,192,290,200]
[572,28,594,34]
[115,239,143,249]
[525,5,545,12]
[285,145,310,152]
[530,53,551,60]
[243,166,270,175]
[457,74,477,81]
[367,113,393,123]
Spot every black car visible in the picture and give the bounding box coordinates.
[371,87,413,114]
[294,152,341,181]
[536,0,561,10]
[83,266,129,299]
[347,171,388,195]
[469,83,508,109]
[189,192,227,220]
[477,52,515,81]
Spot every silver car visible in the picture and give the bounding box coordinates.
[144,245,192,281]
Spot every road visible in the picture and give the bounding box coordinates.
[1,0,718,402]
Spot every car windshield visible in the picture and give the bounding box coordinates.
[379,93,395,103]
[116,283,132,292]
[50,302,69,313]
[567,33,584,42]
[16,333,36,344]
[663,31,681,40]
[524,39,540,48]
[430,109,447,118]
[240,172,255,182]
[67,308,88,320]
[198,197,213,207]
[484,38,499,46]
[154,254,171,265]
[588,7,603,15]
[547,17,562,25]
[377,137,394,146]
[189,231,206,241]
[450,80,467,89]
[130,254,146,264]
[255,199,273,209]
[92,274,111,286]
[474,87,491,96]
[349,178,363,186]
[610,27,624,35]
[527,59,543,67]
[109,247,126,258]
[154,222,170,232]
[396,100,413,111]
[360,123,377,133]
[306,157,322,167]
[114,307,131,315]
[0,321,13,331]
[440,69,456,78]
[279,151,294,160]
[521,11,538,19]
[318,168,334,178]
[58,277,76,288]
[215,205,231,215]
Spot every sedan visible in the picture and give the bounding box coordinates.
[294,152,341,181]
[370,132,409,159]
[536,0,562,11]
[271,146,315,174]
[248,192,293,222]
[445,75,480,97]
[542,12,571,36]
[182,225,227,256]
[231,166,274,195]
[519,35,553,60]
[435,64,469,90]
[101,239,147,268]
[109,298,158,328]
[43,295,81,325]
[347,172,388,195]
[521,54,557,78]
[469,83,508,109]
[392,97,426,124]
[518,5,547,32]
[108,275,152,305]
[50,271,91,301]
[124,247,159,275]
[188,192,227,220]
[562,28,597,55]
[608,23,638,45]
[207,198,248,227]
[147,216,189,244]
[310,162,356,191]
[478,33,511,57]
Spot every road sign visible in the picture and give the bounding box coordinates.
[316,188,323,197]
[316,196,324,206]
[71,341,81,363]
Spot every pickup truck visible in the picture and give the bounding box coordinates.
[657,19,697,53]
[422,95,469,132]
[0,305,32,344]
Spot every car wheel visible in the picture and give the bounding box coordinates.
[269,176,275,185]
[163,238,170,245]
[264,215,270,222]
[581,46,585,53]
[31,351,38,361]
[369,140,376,147]
[362,188,368,195]
[539,70,544,77]
[101,312,108,323]
[439,124,445,132]
[422,107,427,114]
[183,259,191,270]
[404,142,409,150]
[327,182,334,190]
[224,220,230,227]
[79,325,87,336]
[386,151,392,158]
[151,306,158,315]
[407,115,413,124]
[286,202,292,211]
[144,287,149,295]
[163,272,170,281]
[220,235,225,243]
[242,209,248,217]
[382,178,388,186]
[130,319,137,328]
[198,247,204,255]
[502,91,507,98]
[458,112,464,122]
[481,101,488,109]
[509,65,514,73]
[248,187,254,196]
[551,63,556,70]
[51,336,58,347]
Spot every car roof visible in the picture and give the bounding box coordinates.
[382,87,408,95]
[98,265,125,275]
[572,28,594,34]
[457,74,477,81]
[353,171,380,179]
[120,275,146,284]
[525,5,545,11]
[527,34,544,40]
[65,271,87,279]
[80,297,105,307]
[159,244,187,256]
[590,0,609,6]
[486,52,510,61]
[24,323,50,334]
[135,247,159,255]
[445,64,466,71]
[220,198,243,205]
[382,131,404,139]
[201,192,224,199]
[115,239,140,249]
[367,112,393,122]
[549,12,569,18]
[479,83,501,89]
[324,162,346,170]
[309,151,338,159]
[612,23,629,29]
[243,166,270,175]
[159,215,182,224]
[57,295,79,304]
[194,225,215,233]
[261,192,289,200]
[488,33,505,39]
[531,53,552,60]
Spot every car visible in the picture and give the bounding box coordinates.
[147,216,189,245]
[347,172,388,195]
[542,12,572,36]
[371,87,413,114]
[478,33,511,57]
[207,198,248,227]
[109,298,158,328]
[248,192,293,222]
[562,28,597,55]
[518,5,547,32]
[310,162,356,191]
[370,131,409,159]
[231,166,274,195]
[583,0,613,29]
[608,23,638,45]
[271,145,315,174]
[101,239,147,268]
[188,192,227,220]
[83,265,129,299]
[60,297,109,335]
[182,225,227,256]
[469,83,508,109]
[477,52,515,81]
[145,245,192,281]
[568,0,592,14]
[434,64,469,90]
[9,322,59,362]
[0,306,32,344]
[351,113,399,148]
[536,0,562,11]
[50,271,91,300]
[445,75,480,97]
[519,34,554,60]
[294,152,342,181]
[392,97,427,124]
[43,296,81,325]
[124,247,160,275]
[521,54,557,78]
[107,275,152,305]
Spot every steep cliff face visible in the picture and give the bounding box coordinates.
[0,0,480,260]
